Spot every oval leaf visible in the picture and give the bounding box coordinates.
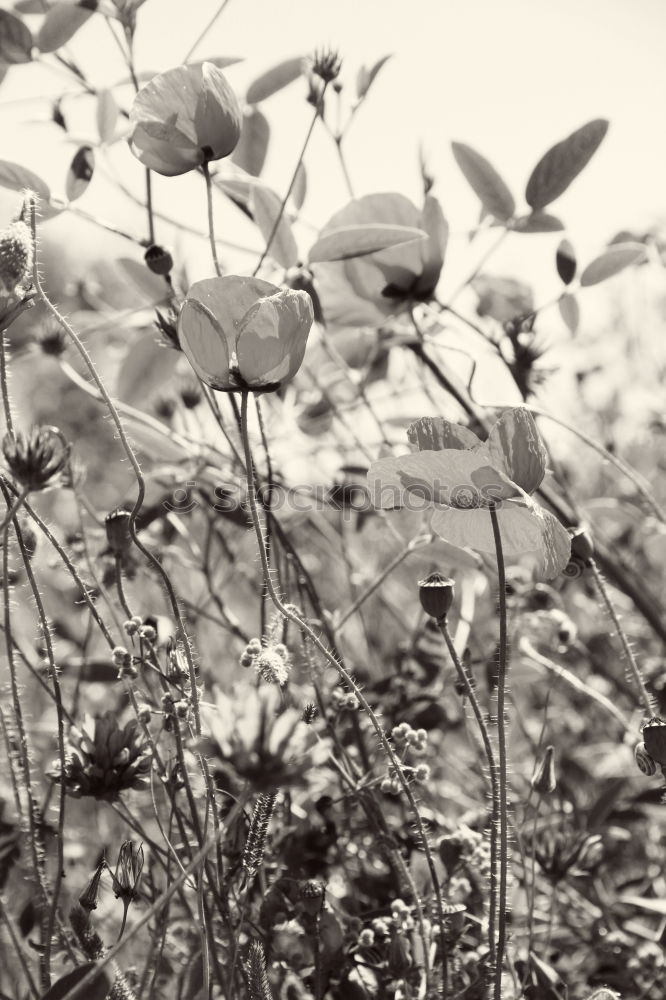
[96,88,119,144]
[291,161,306,211]
[356,54,392,101]
[36,1,95,54]
[556,238,576,284]
[525,119,609,211]
[0,159,50,201]
[579,243,646,287]
[558,292,579,335]
[251,184,299,268]
[116,333,180,406]
[451,142,515,221]
[309,223,427,264]
[39,962,112,1000]
[65,145,94,201]
[246,56,304,104]
[231,107,269,177]
[0,9,33,63]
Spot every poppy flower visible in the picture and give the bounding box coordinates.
[128,63,242,176]
[178,274,314,392]
[367,407,570,579]
[312,192,448,326]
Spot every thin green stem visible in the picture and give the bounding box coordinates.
[589,559,654,717]
[202,161,222,277]
[490,505,510,1000]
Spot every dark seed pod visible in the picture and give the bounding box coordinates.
[634,741,657,776]
[105,508,132,556]
[418,572,455,620]
[144,244,173,276]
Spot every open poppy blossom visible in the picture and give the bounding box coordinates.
[312,192,448,326]
[178,274,314,392]
[128,63,242,176]
[367,408,571,579]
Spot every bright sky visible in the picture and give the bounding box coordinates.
[1,0,665,308]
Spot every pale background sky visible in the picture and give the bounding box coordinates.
[1,0,665,330]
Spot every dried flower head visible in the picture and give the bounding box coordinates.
[57,712,152,801]
[0,220,33,297]
[310,48,342,84]
[36,324,67,357]
[2,426,70,492]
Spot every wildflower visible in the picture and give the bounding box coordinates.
[111,840,144,938]
[0,220,32,296]
[178,275,314,392]
[2,426,69,492]
[414,763,431,783]
[534,825,604,882]
[313,191,448,326]
[310,47,342,84]
[242,792,276,878]
[418,571,455,620]
[531,745,556,795]
[368,407,571,579]
[358,928,375,947]
[57,712,152,801]
[128,63,242,176]
[78,858,106,912]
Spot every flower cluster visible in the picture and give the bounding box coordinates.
[56,712,152,801]
[240,637,291,686]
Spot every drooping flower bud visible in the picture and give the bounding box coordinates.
[2,426,69,492]
[105,508,132,556]
[531,745,557,795]
[569,526,594,564]
[418,572,455,620]
[78,858,106,912]
[0,221,33,296]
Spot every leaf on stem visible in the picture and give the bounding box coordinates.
[558,292,579,334]
[525,119,609,211]
[36,1,96,53]
[356,54,392,100]
[251,184,299,268]
[556,238,576,284]
[246,56,304,104]
[579,243,646,286]
[512,212,564,233]
[65,145,94,201]
[232,107,270,177]
[308,223,427,264]
[0,9,33,63]
[451,142,515,222]
[96,88,119,144]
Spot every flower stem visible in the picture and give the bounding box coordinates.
[589,558,654,717]
[438,618,499,977]
[489,505,510,1000]
[202,161,222,277]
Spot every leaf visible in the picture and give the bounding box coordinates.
[231,107,269,177]
[408,416,482,451]
[96,88,118,144]
[309,224,427,264]
[579,243,646,287]
[525,119,609,211]
[451,142,515,221]
[36,1,96,53]
[188,55,243,71]
[512,212,564,233]
[116,258,171,305]
[558,293,579,335]
[0,9,32,63]
[0,159,61,218]
[556,238,576,284]
[356,54,392,100]
[246,56,304,104]
[14,0,52,11]
[116,334,180,406]
[617,895,666,916]
[251,184,299,268]
[39,962,113,1000]
[291,161,306,211]
[65,145,94,201]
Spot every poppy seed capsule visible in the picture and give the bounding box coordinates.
[105,508,132,555]
[531,745,556,794]
[418,572,455,620]
[144,244,173,276]
[569,526,594,564]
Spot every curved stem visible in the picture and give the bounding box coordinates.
[238,390,443,992]
[490,506,510,1000]
[589,559,654,717]
[202,161,222,277]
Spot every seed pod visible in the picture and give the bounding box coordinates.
[105,508,132,556]
[144,244,173,276]
[634,742,657,776]
[569,526,594,564]
[418,572,455,620]
[531,745,557,795]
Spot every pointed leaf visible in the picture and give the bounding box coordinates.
[558,292,579,335]
[39,962,112,1000]
[451,142,515,221]
[309,223,427,264]
[251,185,299,268]
[231,107,269,177]
[246,56,304,104]
[556,239,576,284]
[96,88,119,144]
[525,119,609,211]
[116,333,180,405]
[65,145,94,201]
[36,1,96,53]
[356,54,392,100]
[513,212,564,233]
[0,9,33,63]
[291,161,306,211]
[117,258,171,306]
[188,55,243,71]
[0,159,61,218]
[579,243,646,287]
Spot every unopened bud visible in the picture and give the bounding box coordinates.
[569,526,594,564]
[418,572,454,620]
[531,745,556,795]
[0,221,33,295]
[144,244,173,276]
[105,508,132,555]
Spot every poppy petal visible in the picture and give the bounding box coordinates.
[407,416,482,452]
[368,449,506,509]
[177,298,233,389]
[488,407,547,494]
[236,289,314,386]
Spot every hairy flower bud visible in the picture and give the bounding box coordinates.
[0,221,33,296]
[2,426,69,492]
[531,745,556,795]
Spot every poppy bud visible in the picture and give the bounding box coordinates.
[634,741,657,776]
[531,745,556,795]
[78,858,106,912]
[105,508,132,555]
[144,244,173,276]
[0,221,33,296]
[2,426,69,492]
[418,572,454,620]
[569,526,594,564]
